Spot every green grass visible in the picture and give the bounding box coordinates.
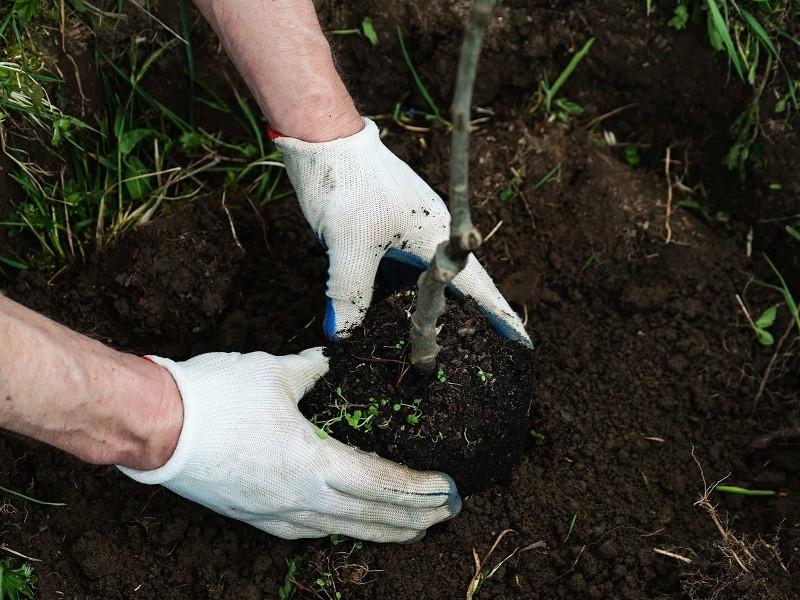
[538,37,595,120]
[0,559,36,600]
[0,1,288,277]
[717,484,776,496]
[0,483,65,506]
[763,254,800,335]
[663,0,800,176]
[392,27,452,129]
[563,513,578,542]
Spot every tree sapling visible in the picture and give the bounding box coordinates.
[409,0,495,373]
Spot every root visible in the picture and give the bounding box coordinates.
[682,448,791,599]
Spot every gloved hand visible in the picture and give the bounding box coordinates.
[117,349,460,542]
[274,118,531,345]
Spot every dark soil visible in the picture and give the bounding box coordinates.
[1,1,799,599]
[300,292,536,495]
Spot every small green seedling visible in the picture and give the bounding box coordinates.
[391,399,423,426]
[623,144,641,166]
[331,17,379,46]
[476,368,494,384]
[750,305,778,346]
[394,339,406,350]
[436,369,447,383]
[529,429,546,445]
[563,513,578,543]
[498,170,523,202]
[0,559,37,600]
[361,18,378,45]
[537,37,595,118]
[717,485,776,497]
[579,251,599,274]
[277,556,304,600]
[668,3,690,30]
[313,571,342,600]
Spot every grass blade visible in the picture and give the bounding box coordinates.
[396,27,440,116]
[764,254,800,335]
[717,485,775,496]
[0,256,29,270]
[739,8,778,58]
[0,484,66,506]
[706,0,745,80]
[545,37,595,110]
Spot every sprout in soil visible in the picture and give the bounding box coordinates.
[409,0,495,374]
[476,367,494,384]
[0,559,37,600]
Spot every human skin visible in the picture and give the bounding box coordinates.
[193,0,364,142]
[0,1,407,472]
[0,294,183,470]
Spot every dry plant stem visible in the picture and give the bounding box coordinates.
[410,0,494,373]
[753,318,796,407]
[664,146,674,244]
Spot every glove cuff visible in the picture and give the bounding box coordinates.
[116,355,196,485]
[273,117,374,154]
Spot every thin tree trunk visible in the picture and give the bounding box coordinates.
[410,0,494,373]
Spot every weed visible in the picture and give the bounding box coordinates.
[738,300,778,346]
[465,529,531,600]
[534,37,595,121]
[391,398,423,425]
[394,27,451,129]
[313,571,342,600]
[0,483,65,506]
[623,144,642,166]
[0,4,289,276]
[580,251,600,273]
[564,513,578,542]
[436,368,447,383]
[475,367,494,384]
[529,429,546,445]
[332,17,378,46]
[313,388,379,434]
[668,3,691,29]
[396,27,440,118]
[717,485,776,496]
[277,555,304,600]
[766,257,799,332]
[0,559,36,600]
[498,169,523,202]
[677,198,731,224]
[660,1,800,176]
[531,164,561,194]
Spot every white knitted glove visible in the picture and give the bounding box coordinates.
[117,349,460,542]
[274,118,531,345]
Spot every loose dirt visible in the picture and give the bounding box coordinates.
[1,1,798,599]
[300,292,536,495]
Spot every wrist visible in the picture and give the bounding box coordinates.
[111,357,183,470]
[270,100,362,143]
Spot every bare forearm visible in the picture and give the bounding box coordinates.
[0,294,182,469]
[194,0,361,141]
